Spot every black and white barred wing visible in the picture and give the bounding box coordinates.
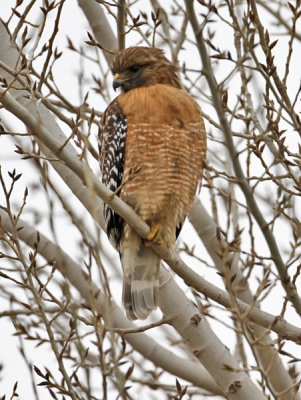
[98,99,127,248]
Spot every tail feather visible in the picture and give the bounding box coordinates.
[121,229,160,320]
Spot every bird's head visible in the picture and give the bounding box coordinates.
[111,46,181,92]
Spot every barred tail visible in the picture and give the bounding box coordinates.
[120,227,160,320]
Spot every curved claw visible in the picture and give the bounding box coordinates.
[145,222,164,247]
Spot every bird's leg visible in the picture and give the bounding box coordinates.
[145,222,164,246]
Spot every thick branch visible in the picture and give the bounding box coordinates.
[189,199,301,344]
[0,209,220,395]
[184,0,301,317]
[0,89,270,398]
[1,86,300,345]
[78,0,117,65]
[0,11,296,396]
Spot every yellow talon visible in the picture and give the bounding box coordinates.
[145,222,164,246]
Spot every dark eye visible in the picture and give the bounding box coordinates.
[129,64,140,73]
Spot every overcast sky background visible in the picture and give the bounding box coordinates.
[0,1,301,399]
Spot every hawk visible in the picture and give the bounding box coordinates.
[99,47,206,320]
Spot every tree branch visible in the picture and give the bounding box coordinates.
[117,0,126,50]
[184,0,301,318]
[0,209,221,396]
[78,0,117,65]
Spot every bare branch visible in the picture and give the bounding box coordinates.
[184,0,301,317]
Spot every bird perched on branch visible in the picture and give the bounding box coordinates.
[99,46,206,320]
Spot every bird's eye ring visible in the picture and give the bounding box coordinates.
[129,64,140,73]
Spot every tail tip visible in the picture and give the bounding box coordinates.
[123,282,159,320]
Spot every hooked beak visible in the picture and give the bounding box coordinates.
[113,73,128,91]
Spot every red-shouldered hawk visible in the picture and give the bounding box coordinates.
[99,47,206,320]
